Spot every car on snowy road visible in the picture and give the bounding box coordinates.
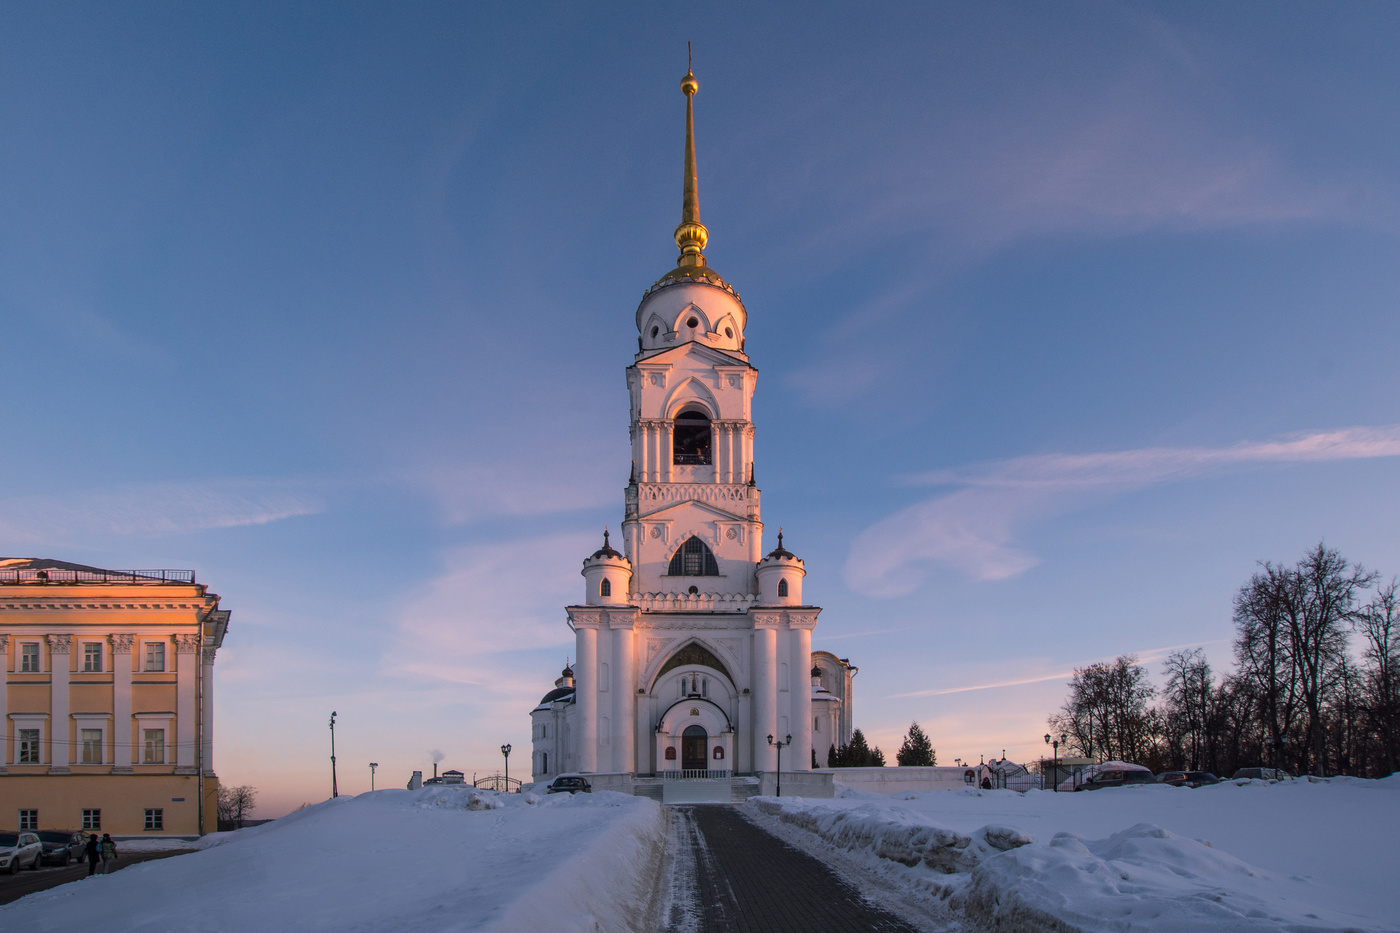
[36,830,86,866]
[546,775,592,794]
[0,832,44,873]
[1158,771,1222,788]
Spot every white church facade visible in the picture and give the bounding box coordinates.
[530,65,857,785]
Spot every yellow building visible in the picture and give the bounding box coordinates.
[1,558,230,838]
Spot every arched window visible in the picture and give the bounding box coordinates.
[673,410,712,465]
[600,579,611,597]
[668,537,719,576]
[541,752,548,773]
[777,579,788,597]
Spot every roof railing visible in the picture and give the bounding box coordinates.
[0,569,196,586]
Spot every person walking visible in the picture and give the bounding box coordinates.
[84,834,100,877]
[100,834,118,874]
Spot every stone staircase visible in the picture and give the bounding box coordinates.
[730,776,761,802]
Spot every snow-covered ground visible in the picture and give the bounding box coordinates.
[748,775,1400,933]
[1,786,666,933]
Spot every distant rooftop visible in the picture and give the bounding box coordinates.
[0,558,196,586]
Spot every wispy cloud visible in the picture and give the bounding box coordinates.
[0,477,323,546]
[408,460,614,526]
[887,639,1232,700]
[846,426,1400,596]
[387,532,590,666]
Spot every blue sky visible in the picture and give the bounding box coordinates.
[2,2,1398,813]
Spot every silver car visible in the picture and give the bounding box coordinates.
[0,832,44,874]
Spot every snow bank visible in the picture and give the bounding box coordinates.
[748,776,1399,932]
[3,786,666,933]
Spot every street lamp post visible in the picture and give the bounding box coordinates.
[767,733,792,797]
[369,762,378,792]
[329,712,339,799]
[1044,732,1065,792]
[501,744,512,792]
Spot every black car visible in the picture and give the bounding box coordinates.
[546,775,592,794]
[1076,769,1157,791]
[36,830,86,866]
[1158,771,1222,788]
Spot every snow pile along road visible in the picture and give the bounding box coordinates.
[2,786,666,933]
[748,775,1400,932]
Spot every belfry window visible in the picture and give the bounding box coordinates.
[673,410,712,465]
[778,580,788,597]
[600,579,611,597]
[668,536,719,576]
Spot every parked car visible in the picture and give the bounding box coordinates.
[1231,767,1291,781]
[1057,760,1154,792]
[546,775,592,794]
[36,830,85,866]
[0,832,44,874]
[1158,771,1222,788]
[1074,768,1157,791]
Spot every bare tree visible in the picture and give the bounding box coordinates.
[217,784,258,831]
[1051,655,1156,764]
[1359,580,1400,774]
[1161,649,1213,771]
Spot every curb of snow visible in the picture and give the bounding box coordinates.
[484,792,669,933]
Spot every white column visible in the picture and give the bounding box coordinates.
[0,635,8,775]
[753,623,778,772]
[201,647,217,775]
[611,621,635,773]
[175,635,199,773]
[112,635,134,772]
[790,623,813,771]
[47,635,71,773]
[662,422,674,483]
[576,622,598,773]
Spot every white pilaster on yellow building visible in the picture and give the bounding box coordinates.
[1,558,230,837]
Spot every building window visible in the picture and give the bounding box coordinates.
[20,643,40,672]
[19,810,37,831]
[18,729,40,763]
[143,730,165,764]
[83,809,101,830]
[668,537,719,576]
[672,410,712,465]
[600,578,611,597]
[777,579,788,597]
[144,809,163,831]
[81,729,103,764]
[542,724,547,738]
[541,752,548,773]
[145,642,166,672]
[83,642,103,672]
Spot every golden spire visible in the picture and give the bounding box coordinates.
[674,42,709,268]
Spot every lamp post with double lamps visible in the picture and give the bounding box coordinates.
[369,762,378,791]
[767,733,792,797]
[1044,732,1065,792]
[501,744,512,792]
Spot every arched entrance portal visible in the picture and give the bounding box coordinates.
[681,725,708,771]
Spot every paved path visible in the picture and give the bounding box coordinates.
[0,850,195,905]
[666,805,930,933]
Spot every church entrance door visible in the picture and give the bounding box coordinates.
[681,725,708,771]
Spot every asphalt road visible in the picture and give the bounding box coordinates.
[0,849,196,905]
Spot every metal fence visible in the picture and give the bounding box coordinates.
[0,568,196,585]
[661,769,732,780]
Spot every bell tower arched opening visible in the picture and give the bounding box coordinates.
[668,536,720,576]
[673,410,712,464]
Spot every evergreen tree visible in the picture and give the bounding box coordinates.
[827,743,840,768]
[896,721,936,767]
[833,728,886,767]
